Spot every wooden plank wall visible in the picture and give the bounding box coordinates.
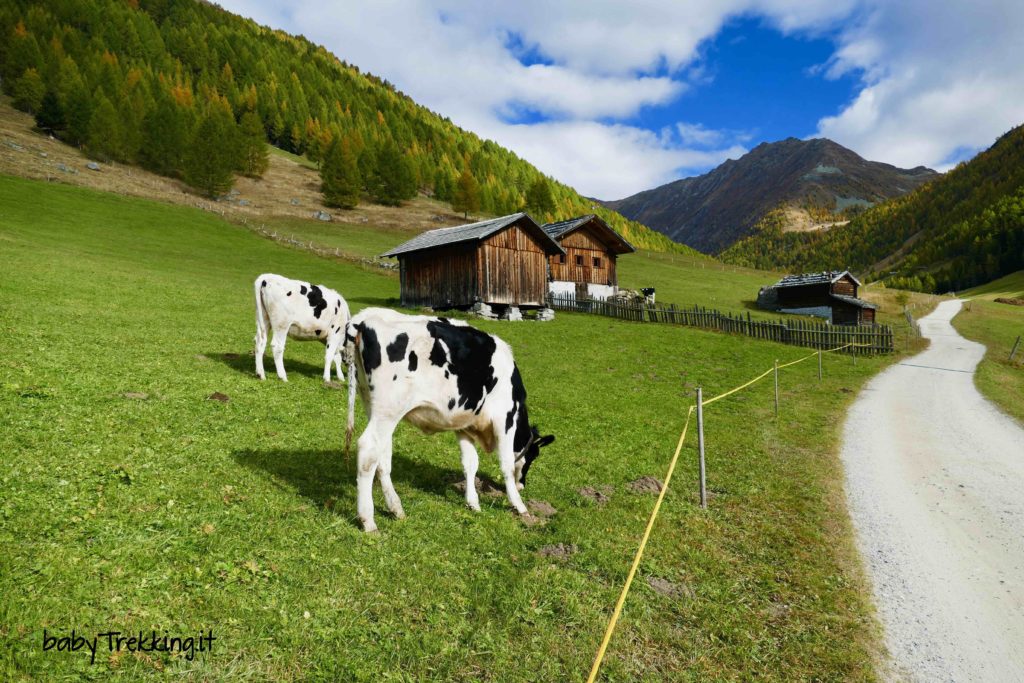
[548,228,617,286]
[479,223,548,305]
[831,276,857,296]
[399,244,478,307]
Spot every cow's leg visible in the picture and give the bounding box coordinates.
[356,418,393,532]
[270,325,289,381]
[498,437,528,515]
[254,325,268,380]
[457,433,481,512]
[322,338,336,383]
[376,429,404,520]
[334,352,345,381]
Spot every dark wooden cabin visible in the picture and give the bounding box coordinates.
[757,270,877,325]
[542,215,636,299]
[382,213,564,309]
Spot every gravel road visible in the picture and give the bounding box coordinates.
[841,299,1024,682]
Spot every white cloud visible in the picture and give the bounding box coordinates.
[815,0,1024,169]
[217,0,1024,197]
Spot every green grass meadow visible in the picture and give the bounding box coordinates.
[1,175,888,680]
[955,273,1024,424]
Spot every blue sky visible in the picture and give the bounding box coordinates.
[220,1,1024,199]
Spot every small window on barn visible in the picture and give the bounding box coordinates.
[593,256,602,268]
[575,255,584,266]
[559,254,566,264]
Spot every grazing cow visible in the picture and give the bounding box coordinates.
[641,287,656,305]
[254,273,351,382]
[344,308,555,532]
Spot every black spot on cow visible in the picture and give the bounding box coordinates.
[444,370,449,379]
[508,364,531,453]
[286,291,291,296]
[437,317,449,325]
[315,329,321,336]
[429,338,447,367]
[358,323,381,379]
[306,285,328,319]
[386,333,409,363]
[426,320,498,414]
[393,374,397,381]
[448,398,456,410]
[300,285,308,295]
[261,280,267,288]
[408,350,418,372]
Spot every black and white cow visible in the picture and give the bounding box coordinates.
[344,308,554,532]
[254,273,350,382]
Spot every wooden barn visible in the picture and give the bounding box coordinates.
[542,215,636,300]
[756,270,877,325]
[382,213,564,309]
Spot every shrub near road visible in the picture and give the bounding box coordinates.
[1,175,886,680]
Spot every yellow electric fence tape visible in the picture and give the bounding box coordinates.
[585,341,873,682]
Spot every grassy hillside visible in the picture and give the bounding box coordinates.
[0,174,900,680]
[0,0,686,253]
[722,125,1024,293]
[953,273,1024,424]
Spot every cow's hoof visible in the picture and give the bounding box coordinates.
[393,510,406,520]
[362,523,378,534]
[466,502,481,512]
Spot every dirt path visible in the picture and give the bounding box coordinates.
[841,299,1024,682]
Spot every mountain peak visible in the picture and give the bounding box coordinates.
[603,138,937,253]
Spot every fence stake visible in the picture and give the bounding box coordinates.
[774,359,780,417]
[818,349,823,381]
[697,387,706,510]
[1010,335,1021,362]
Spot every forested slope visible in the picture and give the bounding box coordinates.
[0,0,690,252]
[722,125,1024,292]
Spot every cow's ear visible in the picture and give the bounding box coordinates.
[536,435,555,449]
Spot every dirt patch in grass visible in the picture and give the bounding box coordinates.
[646,576,694,600]
[207,392,230,402]
[578,485,613,504]
[627,476,663,494]
[123,392,148,400]
[537,543,577,559]
[527,500,557,518]
[994,297,1024,306]
[452,476,504,498]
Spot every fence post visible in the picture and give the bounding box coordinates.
[1010,336,1021,362]
[774,359,780,417]
[697,387,706,510]
[818,349,823,381]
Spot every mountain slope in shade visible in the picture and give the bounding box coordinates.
[604,137,937,253]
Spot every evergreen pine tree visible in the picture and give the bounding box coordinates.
[433,168,453,201]
[35,90,66,135]
[140,92,189,176]
[238,111,269,177]
[320,139,361,209]
[87,94,127,162]
[63,84,93,147]
[525,177,555,219]
[451,169,480,218]
[183,104,239,198]
[11,68,45,113]
[370,142,416,206]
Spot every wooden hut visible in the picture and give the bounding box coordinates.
[542,215,635,300]
[382,213,564,309]
[756,270,877,325]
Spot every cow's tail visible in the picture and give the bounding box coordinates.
[254,277,269,345]
[344,321,358,457]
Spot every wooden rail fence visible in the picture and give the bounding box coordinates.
[546,293,894,354]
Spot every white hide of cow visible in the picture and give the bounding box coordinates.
[343,308,554,532]
[254,273,351,382]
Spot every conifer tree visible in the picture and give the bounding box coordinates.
[370,142,416,206]
[183,104,239,198]
[35,90,66,135]
[140,91,189,176]
[86,94,127,162]
[63,84,93,147]
[11,68,44,113]
[525,177,555,219]
[320,139,361,209]
[238,111,269,177]
[451,168,480,218]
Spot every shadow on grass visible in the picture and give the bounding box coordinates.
[232,447,481,527]
[347,296,396,307]
[206,350,328,380]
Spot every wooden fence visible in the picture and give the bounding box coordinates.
[546,293,894,354]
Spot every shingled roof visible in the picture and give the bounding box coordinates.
[382,213,563,258]
[542,214,636,255]
[772,270,861,288]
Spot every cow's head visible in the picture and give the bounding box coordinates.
[515,426,555,489]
